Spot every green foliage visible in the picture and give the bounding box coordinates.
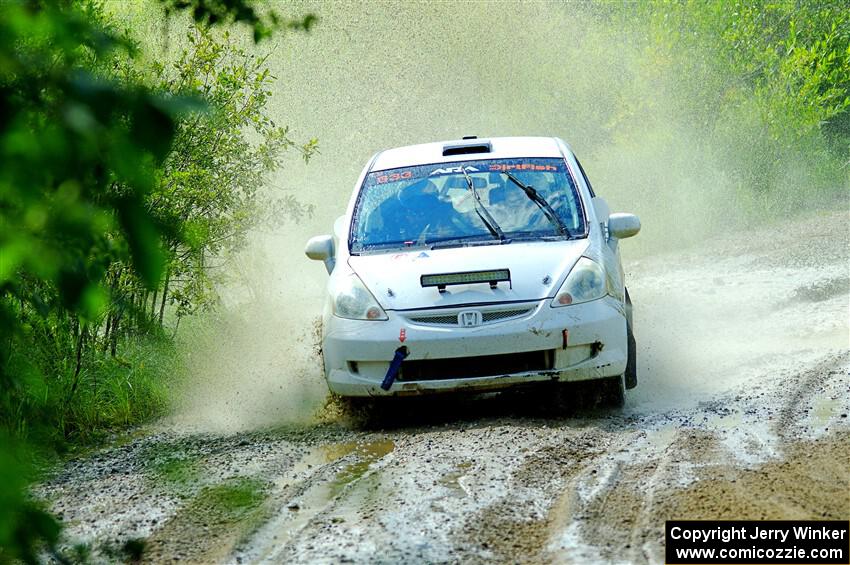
[621,0,849,196]
[0,4,193,299]
[145,27,318,317]
[0,441,60,564]
[62,337,176,437]
[162,0,318,42]
[0,2,186,557]
[3,317,176,443]
[568,0,849,252]
[0,0,316,560]
[0,0,191,441]
[1,6,316,447]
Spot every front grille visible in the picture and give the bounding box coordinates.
[399,350,554,381]
[482,308,530,322]
[408,314,458,325]
[407,306,534,327]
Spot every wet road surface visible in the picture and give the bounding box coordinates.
[39,211,850,564]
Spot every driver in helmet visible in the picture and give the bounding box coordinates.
[395,179,466,242]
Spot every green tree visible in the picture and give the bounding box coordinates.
[0,1,316,560]
[0,1,185,559]
[627,0,850,195]
[145,27,317,322]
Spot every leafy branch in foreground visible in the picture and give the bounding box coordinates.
[162,0,318,41]
[1,1,187,559]
[0,1,316,561]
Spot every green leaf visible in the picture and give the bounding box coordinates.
[115,195,164,289]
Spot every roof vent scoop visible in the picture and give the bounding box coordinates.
[442,138,492,156]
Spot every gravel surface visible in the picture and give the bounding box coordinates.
[37,211,850,564]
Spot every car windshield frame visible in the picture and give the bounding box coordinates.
[348,157,588,254]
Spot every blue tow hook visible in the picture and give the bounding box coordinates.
[380,346,409,391]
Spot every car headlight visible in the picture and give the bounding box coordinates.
[332,273,388,320]
[552,257,607,307]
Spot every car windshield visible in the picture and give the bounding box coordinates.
[350,158,585,252]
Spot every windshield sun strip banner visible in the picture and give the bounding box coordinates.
[365,159,566,187]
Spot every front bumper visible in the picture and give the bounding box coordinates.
[322,296,628,397]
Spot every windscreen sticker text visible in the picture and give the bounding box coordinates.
[371,160,562,185]
[489,164,558,172]
[375,171,414,184]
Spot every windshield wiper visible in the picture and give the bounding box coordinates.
[459,166,506,242]
[502,172,569,237]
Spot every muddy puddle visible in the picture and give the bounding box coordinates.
[437,461,474,498]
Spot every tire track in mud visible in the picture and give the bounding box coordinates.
[453,351,850,565]
[40,355,850,565]
[39,355,849,563]
[236,438,396,563]
[622,432,679,564]
[446,421,703,564]
[454,426,620,563]
[559,428,727,564]
[44,347,848,564]
[546,352,850,564]
[65,429,395,563]
[773,351,850,441]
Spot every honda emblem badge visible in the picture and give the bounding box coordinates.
[458,310,483,327]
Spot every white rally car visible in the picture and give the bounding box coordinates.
[306,136,640,405]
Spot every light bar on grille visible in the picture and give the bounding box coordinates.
[421,269,511,291]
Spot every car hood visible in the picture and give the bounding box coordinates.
[348,239,589,310]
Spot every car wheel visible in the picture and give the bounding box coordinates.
[624,325,637,389]
[624,287,637,390]
[600,374,625,408]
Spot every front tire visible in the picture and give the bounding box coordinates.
[624,325,637,389]
[624,287,637,390]
[600,374,625,408]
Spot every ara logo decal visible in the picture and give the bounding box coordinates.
[429,166,480,176]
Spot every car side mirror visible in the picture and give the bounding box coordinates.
[305,235,335,274]
[608,213,641,239]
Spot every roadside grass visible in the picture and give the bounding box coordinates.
[139,477,271,562]
[99,537,147,564]
[153,455,200,487]
[12,334,181,453]
[63,337,177,442]
[136,440,204,498]
[198,478,267,521]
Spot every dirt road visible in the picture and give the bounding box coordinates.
[39,211,849,563]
